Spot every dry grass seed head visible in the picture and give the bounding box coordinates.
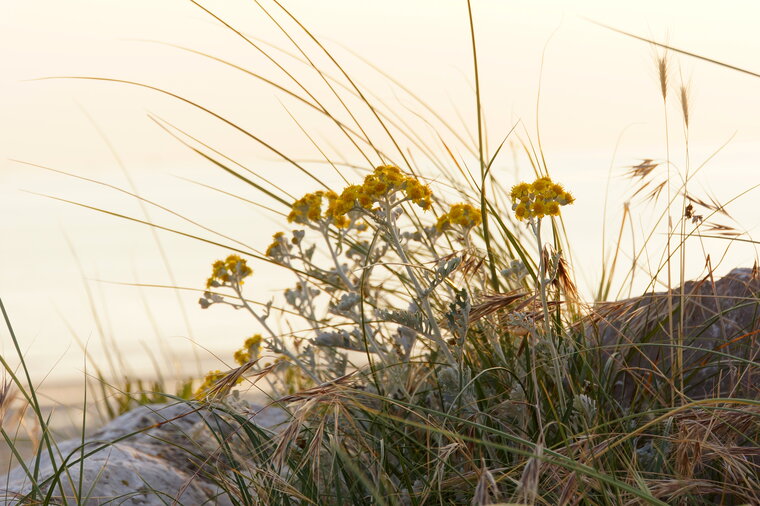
[557,472,579,506]
[626,159,659,180]
[645,180,668,204]
[553,252,580,306]
[685,192,730,218]
[460,252,486,280]
[426,442,466,501]
[471,461,502,506]
[273,373,360,472]
[197,360,262,401]
[702,222,739,236]
[657,52,670,102]
[468,292,529,324]
[277,371,357,404]
[629,179,652,201]
[511,443,543,505]
[679,82,691,128]
[438,250,485,281]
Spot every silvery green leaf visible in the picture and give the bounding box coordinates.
[423,257,462,296]
[444,288,470,341]
[375,308,425,334]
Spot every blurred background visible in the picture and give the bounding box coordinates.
[1,0,758,404]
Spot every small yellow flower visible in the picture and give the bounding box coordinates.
[510,182,531,201]
[404,180,433,209]
[559,191,575,205]
[530,178,550,194]
[371,180,388,195]
[515,203,528,221]
[357,193,373,208]
[530,200,546,218]
[307,207,320,221]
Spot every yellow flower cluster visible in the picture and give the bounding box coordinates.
[265,231,287,258]
[436,203,483,232]
[206,254,253,288]
[233,334,263,366]
[287,190,339,226]
[287,165,433,228]
[510,176,574,221]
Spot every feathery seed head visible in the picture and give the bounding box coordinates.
[657,52,669,102]
[679,82,690,128]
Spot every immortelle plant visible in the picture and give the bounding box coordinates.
[188,156,758,504]
[191,165,676,505]
[198,169,573,395]
[198,165,489,392]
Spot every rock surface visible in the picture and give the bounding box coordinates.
[2,402,288,505]
[592,267,760,404]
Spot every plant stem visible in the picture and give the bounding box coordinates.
[466,0,499,291]
[323,226,357,292]
[385,202,455,366]
[533,219,566,407]
[233,285,320,383]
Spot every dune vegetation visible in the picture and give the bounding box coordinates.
[2,1,759,504]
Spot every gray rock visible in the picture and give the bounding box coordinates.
[2,402,289,505]
[591,267,760,405]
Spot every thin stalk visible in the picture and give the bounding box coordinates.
[527,327,544,436]
[466,0,499,291]
[0,299,65,501]
[322,226,357,292]
[232,285,320,383]
[678,83,691,399]
[384,201,455,366]
[662,88,680,406]
[534,220,552,340]
[532,219,566,408]
[677,177,687,397]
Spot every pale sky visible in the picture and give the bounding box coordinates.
[1,0,759,389]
